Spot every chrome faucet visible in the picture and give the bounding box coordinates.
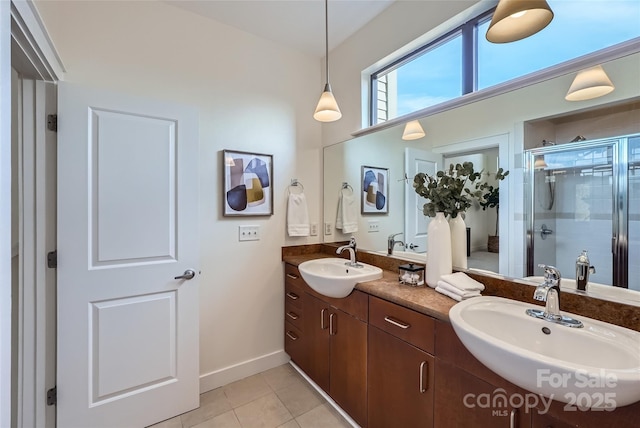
[527,264,583,328]
[576,250,596,292]
[533,264,562,318]
[387,233,405,255]
[337,237,362,268]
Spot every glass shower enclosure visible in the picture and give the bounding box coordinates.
[525,133,640,292]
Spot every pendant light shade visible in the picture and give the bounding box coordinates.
[314,0,341,122]
[314,83,342,122]
[486,0,554,43]
[402,120,426,140]
[565,65,615,101]
[534,156,547,169]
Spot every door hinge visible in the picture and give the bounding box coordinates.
[47,114,57,132]
[47,386,57,406]
[47,250,57,269]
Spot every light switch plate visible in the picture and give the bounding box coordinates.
[368,220,380,232]
[239,225,260,241]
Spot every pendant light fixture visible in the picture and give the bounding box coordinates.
[486,0,554,43]
[314,0,342,122]
[402,120,426,140]
[565,65,615,101]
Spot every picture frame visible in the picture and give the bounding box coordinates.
[223,149,274,216]
[361,165,389,214]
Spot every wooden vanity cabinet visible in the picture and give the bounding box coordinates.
[434,320,532,428]
[284,263,368,427]
[367,297,435,428]
[284,264,307,372]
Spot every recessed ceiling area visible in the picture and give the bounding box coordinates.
[165,0,396,57]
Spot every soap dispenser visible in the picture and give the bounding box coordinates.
[575,250,595,292]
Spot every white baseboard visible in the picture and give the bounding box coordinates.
[199,350,290,394]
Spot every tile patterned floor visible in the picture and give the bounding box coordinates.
[149,363,352,428]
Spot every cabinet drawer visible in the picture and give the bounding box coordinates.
[285,281,304,310]
[285,300,303,330]
[369,296,434,353]
[285,264,306,289]
[284,321,305,367]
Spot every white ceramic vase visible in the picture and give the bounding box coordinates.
[449,214,467,269]
[426,212,452,288]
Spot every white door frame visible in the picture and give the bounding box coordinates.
[2,1,64,427]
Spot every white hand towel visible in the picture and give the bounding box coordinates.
[437,280,481,299]
[287,193,310,236]
[440,272,485,292]
[435,286,463,302]
[336,192,358,233]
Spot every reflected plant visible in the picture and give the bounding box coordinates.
[473,168,509,235]
[413,162,481,218]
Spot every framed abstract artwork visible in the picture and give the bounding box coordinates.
[223,150,273,216]
[361,165,389,214]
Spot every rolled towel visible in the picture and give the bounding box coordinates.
[435,286,462,302]
[440,272,485,292]
[437,280,482,299]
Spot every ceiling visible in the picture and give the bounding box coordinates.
[165,0,396,57]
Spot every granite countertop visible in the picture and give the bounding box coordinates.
[282,252,457,322]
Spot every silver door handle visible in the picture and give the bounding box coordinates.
[174,269,196,280]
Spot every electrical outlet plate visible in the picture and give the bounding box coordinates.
[310,223,318,236]
[324,222,332,235]
[239,225,260,241]
[368,220,380,232]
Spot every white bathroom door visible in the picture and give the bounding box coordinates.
[405,148,442,253]
[57,82,200,427]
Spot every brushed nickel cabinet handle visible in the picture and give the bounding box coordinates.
[286,273,299,280]
[384,316,410,329]
[286,331,298,341]
[509,409,518,428]
[320,308,327,329]
[286,311,299,320]
[329,313,336,335]
[419,361,428,393]
[286,292,299,300]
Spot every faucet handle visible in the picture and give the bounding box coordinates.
[349,236,357,248]
[538,264,561,283]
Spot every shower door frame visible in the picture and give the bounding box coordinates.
[525,135,634,288]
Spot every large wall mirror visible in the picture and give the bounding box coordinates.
[323,51,640,306]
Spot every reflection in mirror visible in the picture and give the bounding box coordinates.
[323,52,640,306]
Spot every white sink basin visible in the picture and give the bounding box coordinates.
[449,296,640,408]
[298,258,383,298]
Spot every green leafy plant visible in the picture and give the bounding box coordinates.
[474,168,509,235]
[413,162,481,219]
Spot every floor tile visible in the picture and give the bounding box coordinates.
[261,364,302,392]
[277,420,301,428]
[148,415,183,428]
[181,389,233,428]
[224,374,273,408]
[295,403,351,428]
[233,393,293,428]
[192,410,241,428]
[275,378,324,418]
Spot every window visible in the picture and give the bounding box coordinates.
[370,1,640,126]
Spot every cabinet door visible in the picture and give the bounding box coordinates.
[531,412,575,428]
[368,326,434,428]
[303,294,330,392]
[435,359,531,428]
[329,309,368,427]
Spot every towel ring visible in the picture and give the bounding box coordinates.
[340,182,354,195]
[288,179,304,195]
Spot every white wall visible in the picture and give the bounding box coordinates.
[35,0,323,389]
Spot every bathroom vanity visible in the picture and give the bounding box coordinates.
[282,245,640,428]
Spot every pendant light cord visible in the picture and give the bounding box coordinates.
[324,0,329,85]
